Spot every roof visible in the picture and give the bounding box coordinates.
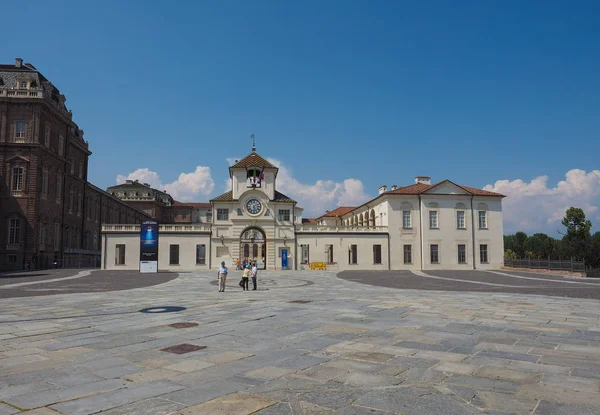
[386,181,504,197]
[230,151,277,169]
[317,206,356,219]
[210,190,296,203]
[302,218,318,225]
[172,201,211,209]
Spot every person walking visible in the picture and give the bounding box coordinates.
[217,261,228,292]
[241,264,250,291]
[251,261,258,290]
[235,258,241,270]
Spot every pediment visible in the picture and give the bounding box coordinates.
[6,155,29,163]
[422,180,470,195]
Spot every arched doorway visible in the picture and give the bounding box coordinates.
[240,227,266,270]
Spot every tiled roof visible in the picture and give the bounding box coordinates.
[317,206,356,219]
[302,218,317,224]
[210,190,296,203]
[173,201,211,208]
[230,152,277,169]
[456,185,504,197]
[387,181,504,197]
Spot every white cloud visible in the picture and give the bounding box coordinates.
[266,158,370,217]
[116,166,215,202]
[484,169,600,234]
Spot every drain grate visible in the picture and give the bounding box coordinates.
[168,322,199,329]
[289,300,313,304]
[160,343,206,354]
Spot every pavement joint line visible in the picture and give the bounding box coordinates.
[486,270,600,286]
[411,270,557,288]
[0,269,93,289]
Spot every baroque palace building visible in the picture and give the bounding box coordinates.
[0,58,151,271]
[101,145,506,272]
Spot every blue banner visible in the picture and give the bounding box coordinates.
[281,249,288,269]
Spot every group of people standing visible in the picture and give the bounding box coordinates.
[217,260,258,292]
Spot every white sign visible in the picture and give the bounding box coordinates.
[140,261,158,273]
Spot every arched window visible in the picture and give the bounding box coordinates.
[359,213,364,226]
[243,243,249,258]
[252,244,258,258]
[370,210,375,226]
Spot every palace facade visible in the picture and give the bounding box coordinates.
[101,147,505,271]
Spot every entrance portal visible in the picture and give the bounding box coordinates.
[240,227,266,270]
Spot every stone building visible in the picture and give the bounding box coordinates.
[101,147,505,272]
[0,58,149,271]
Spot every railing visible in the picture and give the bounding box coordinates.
[1,88,42,98]
[102,224,211,233]
[504,258,585,272]
[295,225,388,233]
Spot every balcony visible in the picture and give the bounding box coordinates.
[102,224,212,233]
[295,225,388,233]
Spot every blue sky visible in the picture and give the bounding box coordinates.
[2,1,599,235]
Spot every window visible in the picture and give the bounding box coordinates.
[404,245,412,264]
[44,127,51,147]
[39,223,46,247]
[300,244,310,264]
[58,135,64,156]
[480,244,488,263]
[93,231,98,250]
[15,121,26,141]
[217,208,229,221]
[8,218,20,245]
[326,244,334,263]
[456,211,465,229]
[76,191,82,216]
[41,167,49,197]
[478,211,487,229]
[349,245,358,264]
[458,244,467,264]
[54,223,60,251]
[11,167,24,191]
[373,245,382,264]
[70,159,74,175]
[429,211,438,229]
[431,244,439,263]
[68,188,74,213]
[19,81,27,89]
[56,174,62,203]
[196,244,206,264]
[402,211,411,228]
[115,244,126,265]
[79,162,83,178]
[278,209,290,221]
[169,245,180,265]
[8,255,17,263]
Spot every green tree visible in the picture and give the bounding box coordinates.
[514,232,528,258]
[561,207,592,260]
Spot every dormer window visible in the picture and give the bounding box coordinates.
[19,81,27,89]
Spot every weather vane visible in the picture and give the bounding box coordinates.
[250,133,256,152]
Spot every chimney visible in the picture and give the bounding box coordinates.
[378,185,388,195]
[391,184,397,191]
[15,58,23,68]
[143,183,149,187]
[125,180,133,184]
[415,176,431,185]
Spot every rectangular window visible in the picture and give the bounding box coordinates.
[41,167,49,197]
[8,255,17,263]
[169,245,180,265]
[373,245,382,264]
[458,244,467,264]
[15,121,26,141]
[54,223,60,251]
[429,211,438,229]
[8,218,20,244]
[58,135,64,156]
[404,245,412,264]
[480,244,488,263]
[456,211,465,229]
[402,210,411,229]
[39,223,46,247]
[278,209,290,221]
[44,127,51,147]
[300,244,310,264]
[115,244,126,265]
[217,208,229,221]
[479,211,487,229]
[430,244,439,264]
[349,245,358,264]
[326,244,334,263]
[77,191,82,216]
[196,244,206,265]
[11,167,24,191]
[70,159,74,175]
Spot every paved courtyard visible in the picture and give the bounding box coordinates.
[2,270,600,414]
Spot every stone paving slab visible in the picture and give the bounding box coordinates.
[2,270,600,413]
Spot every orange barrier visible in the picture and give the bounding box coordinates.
[309,262,327,270]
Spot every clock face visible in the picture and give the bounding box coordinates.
[246,199,262,215]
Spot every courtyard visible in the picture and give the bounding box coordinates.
[1,270,600,414]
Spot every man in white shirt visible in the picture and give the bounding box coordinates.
[251,262,258,291]
[217,261,228,292]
